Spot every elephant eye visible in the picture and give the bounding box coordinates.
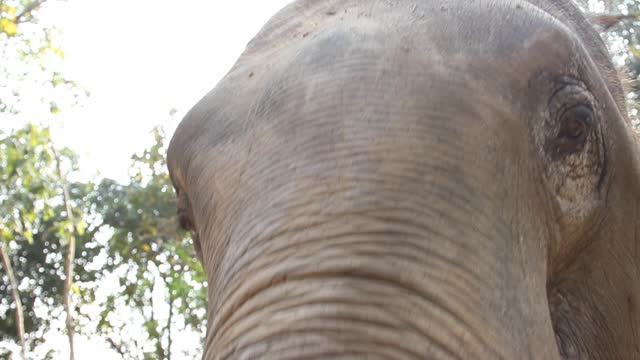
[178,211,193,231]
[553,105,594,155]
[544,79,597,161]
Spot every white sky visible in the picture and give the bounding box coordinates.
[2,1,291,359]
[41,0,292,183]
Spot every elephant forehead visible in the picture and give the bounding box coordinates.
[167,0,612,192]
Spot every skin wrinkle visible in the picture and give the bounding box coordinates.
[167,0,640,358]
[229,117,498,229]
[214,102,498,267]
[226,308,430,349]
[215,188,504,310]
[208,225,502,346]
[549,274,618,358]
[222,216,490,277]
[215,276,496,358]
[218,279,476,339]
[225,320,456,360]
[215,211,500,318]
[257,220,492,284]
[220,236,487,324]
[221,333,424,360]
[220,175,496,260]
[211,255,490,337]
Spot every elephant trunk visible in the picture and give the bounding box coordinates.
[204,213,558,358]
[198,96,560,359]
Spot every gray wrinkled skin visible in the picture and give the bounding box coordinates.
[167,0,640,358]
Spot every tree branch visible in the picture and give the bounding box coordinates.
[52,144,77,360]
[85,221,105,243]
[167,292,173,360]
[592,13,640,32]
[0,238,27,358]
[105,336,126,357]
[15,0,47,24]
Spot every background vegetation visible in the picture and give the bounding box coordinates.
[1,1,205,359]
[1,0,640,359]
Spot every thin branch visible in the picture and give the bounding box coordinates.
[105,336,126,357]
[592,13,640,32]
[167,292,173,360]
[15,0,47,24]
[0,238,27,359]
[16,209,28,238]
[52,144,77,360]
[85,221,105,242]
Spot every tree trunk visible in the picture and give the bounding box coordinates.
[167,294,173,360]
[150,275,165,360]
[0,241,27,359]
[53,146,76,360]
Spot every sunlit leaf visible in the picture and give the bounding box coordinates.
[72,284,81,295]
[49,46,65,59]
[0,17,17,36]
[76,220,86,236]
[1,228,14,242]
[24,230,34,244]
[50,102,61,114]
[1,5,18,21]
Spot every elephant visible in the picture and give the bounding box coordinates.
[167,0,640,358]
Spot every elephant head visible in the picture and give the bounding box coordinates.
[167,0,640,358]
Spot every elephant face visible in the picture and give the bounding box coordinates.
[167,0,640,358]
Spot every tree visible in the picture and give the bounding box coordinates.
[0,239,26,358]
[0,125,100,359]
[84,127,206,360]
[1,0,83,118]
[53,143,79,360]
[589,1,640,123]
[1,2,88,358]
[1,124,209,359]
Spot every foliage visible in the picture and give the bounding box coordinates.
[591,0,640,122]
[0,3,90,359]
[0,3,206,351]
[0,124,99,353]
[0,0,84,117]
[82,127,206,359]
[0,125,207,359]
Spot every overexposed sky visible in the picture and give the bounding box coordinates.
[41,0,292,182]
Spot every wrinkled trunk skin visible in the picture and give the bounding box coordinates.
[193,42,560,358]
[204,211,558,359]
